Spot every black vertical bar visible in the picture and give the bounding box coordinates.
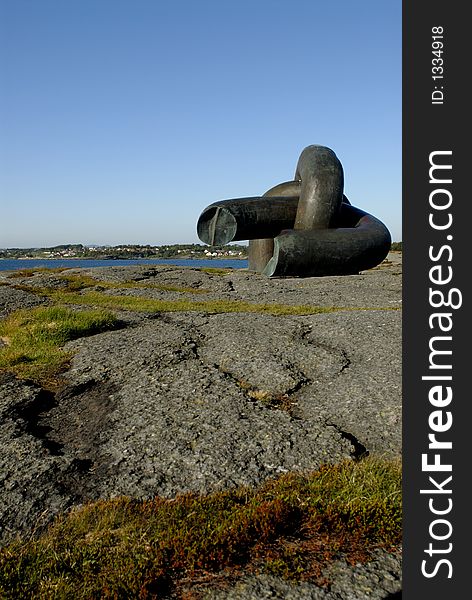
[403,2,469,598]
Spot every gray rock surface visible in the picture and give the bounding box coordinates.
[200,548,402,599]
[0,253,402,598]
[0,283,47,317]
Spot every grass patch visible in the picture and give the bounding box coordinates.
[227,378,297,413]
[0,457,401,599]
[248,390,298,412]
[54,274,101,291]
[48,289,401,316]
[0,306,120,387]
[49,290,340,316]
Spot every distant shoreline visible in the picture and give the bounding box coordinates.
[0,255,247,261]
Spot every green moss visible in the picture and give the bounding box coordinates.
[0,458,401,598]
[0,306,120,387]
[48,290,340,316]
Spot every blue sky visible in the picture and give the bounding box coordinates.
[0,0,401,247]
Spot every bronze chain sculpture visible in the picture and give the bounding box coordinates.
[197,145,391,277]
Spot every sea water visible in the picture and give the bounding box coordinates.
[0,258,248,272]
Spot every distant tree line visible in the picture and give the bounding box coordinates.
[1,241,402,259]
[0,243,248,260]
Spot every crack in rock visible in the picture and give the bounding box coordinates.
[297,325,349,374]
[154,314,206,361]
[171,341,199,362]
[282,361,311,396]
[8,387,64,456]
[325,421,369,461]
[339,350,351,374]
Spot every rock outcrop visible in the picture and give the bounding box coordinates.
[0,253,402,598]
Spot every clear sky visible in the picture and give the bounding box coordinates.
[0,0,401,248]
